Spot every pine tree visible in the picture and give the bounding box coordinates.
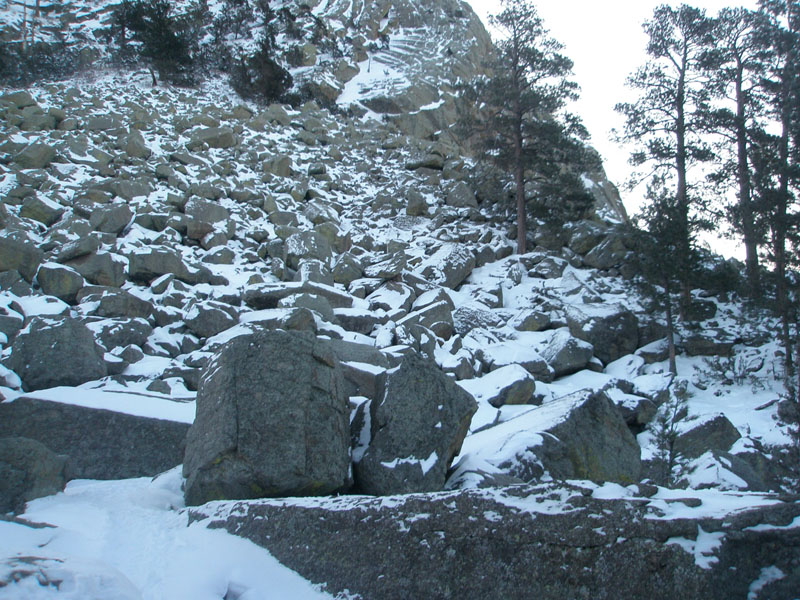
[751,0,800,383]
[706,7,773,296]
[462,0,596,254]
[616,4,715,307]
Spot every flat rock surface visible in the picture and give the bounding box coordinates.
[192,483,800,600]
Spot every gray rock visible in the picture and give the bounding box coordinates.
[91,317,153,351]
[183,330,351,505]
[19,196,64,227]
[64,252,127,288]
[127,247,192,284]
[566,303,639,364]
[0,397,189,480]
[462,390,640,484]
[568,221,608,255]
[185,197,229,224]
[13,143,56,169]
[90,203,133,234]
[582,235,628,270]
[285,231,332,270]
[364,253,407,280]
[406,189,428,216]
[458,364,536,408]
[188,126,236,149]
[56,236,101,263]
[675,414,741,460]
[4,317,107,391]
[80,288,154,320]
[192,483,800,600]
[0,436,67,513]
[185,301,238,338]
[0,237,43,282]
[124,129,151,159]
[417,243,475,289]
[1,90,37,108]
[332,253,363,286]
[445,181,478,209]
[683,332,735,358]
[452,305,506,336]
[354,353,477,495]
[36,263,84,304]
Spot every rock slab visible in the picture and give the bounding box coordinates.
[0,397,188,480]
[192,483,800,600]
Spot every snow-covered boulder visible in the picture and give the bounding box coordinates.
[354,353,477,495]
[183,330,351,505]
[458,364,536,408]
[416,243,476,289]
[454,390,641,485]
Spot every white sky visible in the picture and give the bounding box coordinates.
[464,0,757,227]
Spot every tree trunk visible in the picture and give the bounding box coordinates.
[675,47,692,315]
[511,27,526,256]
[775,23,794,377]
[664,280,678,376]
[734,56,760,295]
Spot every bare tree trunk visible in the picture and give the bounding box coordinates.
[22,0,28,54]
[664,280,678,376]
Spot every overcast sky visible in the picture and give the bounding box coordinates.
[463,0,758,222]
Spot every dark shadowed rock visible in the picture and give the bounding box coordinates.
[4,317,107,391]
[0,237,43,282]
[674,414,741,460]
[0,436,67,513]
[354,353,476,495]
[183,330,351,505]
[0,397,189,480]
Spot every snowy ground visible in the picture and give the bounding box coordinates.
[0,468,336,600]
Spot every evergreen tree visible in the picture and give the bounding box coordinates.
[706,7,773,296]
[751,0,800,381]
[616,4,715,306]
[462,0,596,254]
[631,180,702,376]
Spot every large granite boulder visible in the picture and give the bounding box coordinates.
[354,353,477,495]
[0,436,67,513]
[566,303,639,364]
[0,396,189,480]
[183,330,351,506]
[4,317,107,391]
